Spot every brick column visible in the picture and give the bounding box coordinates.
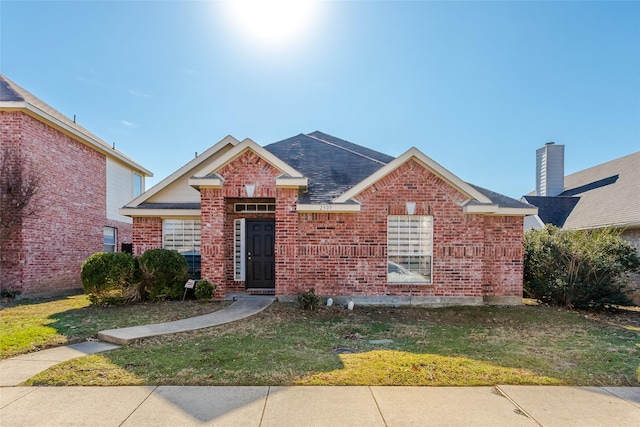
[275,188,299,296]
[200,187,226,298]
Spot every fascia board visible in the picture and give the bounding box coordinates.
[462,204,539,216]
[124,135,241,207]
[276,177,309,188]
[1,102,152,176]
[296,203,361,213]
[118,208,201,218]
[192,139,305,179]
[334,147,493,204]
[188,177,224,189]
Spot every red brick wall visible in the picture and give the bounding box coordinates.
[0,111,123,295]
[482,215,525,297]
[276,159,524,299]
[132,217,162,255]
[131,153,525,302]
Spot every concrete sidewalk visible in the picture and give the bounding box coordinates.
[1,385,638,426]
[0,341,120,387]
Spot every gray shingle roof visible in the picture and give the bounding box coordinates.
[264,132,393,204]
[521,196,579,227]
[525,151,640,229]
[265,132,529,210]
[468,184,535,209]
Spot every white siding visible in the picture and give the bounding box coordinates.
[106,158,135,223]
[147,174,201,203]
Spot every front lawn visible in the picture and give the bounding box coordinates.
[2,295,638,386]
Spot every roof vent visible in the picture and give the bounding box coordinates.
[536,143,564,196]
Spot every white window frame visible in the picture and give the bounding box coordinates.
[234,219,246,281]
[162,219,201,254]
[387,215,433,284]
[133,172,143,197]
[103,226,117,253]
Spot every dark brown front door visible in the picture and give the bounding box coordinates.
[246,219,275,289]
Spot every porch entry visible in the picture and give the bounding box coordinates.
[245,219,275,289]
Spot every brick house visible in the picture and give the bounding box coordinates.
[0,75,151,295]
[121,132,536,306]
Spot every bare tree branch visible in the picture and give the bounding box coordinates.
[0,146,43,241]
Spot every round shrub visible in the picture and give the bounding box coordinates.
[138,249,189,301]
[195,279,215,300]
[81,252,135,305]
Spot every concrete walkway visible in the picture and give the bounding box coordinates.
[98,296,274,344]
[1,385,638,426]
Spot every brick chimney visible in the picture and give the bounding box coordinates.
[536,142,564,196]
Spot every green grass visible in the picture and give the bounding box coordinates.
[0,293,229,359]
[3,295,639,387]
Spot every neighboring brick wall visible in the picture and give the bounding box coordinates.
[621,228,640,252]
[105,218,133,252]
[1,111,106,294]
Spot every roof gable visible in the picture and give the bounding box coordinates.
[0,74,151,176]
[192,138,304,180]
[334,147,493,204]
[125,135,241,206]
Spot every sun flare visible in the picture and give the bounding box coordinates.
[225,0,320,46]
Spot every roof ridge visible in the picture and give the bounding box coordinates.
[305,133,388,166]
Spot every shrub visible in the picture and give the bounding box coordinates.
[524,225,640,309]
[297,287,320,310]
[81,252,135,305]
[195,279,215,300]
[138,249,189,301]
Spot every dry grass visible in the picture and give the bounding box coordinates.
[21,300,640,387]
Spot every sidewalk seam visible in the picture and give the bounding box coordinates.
[494,385,542,427]
[259,385,272,426]
[118,386,157,427]
[368,386,388,427]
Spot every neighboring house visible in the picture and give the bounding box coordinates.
[0,75,152,295]
[121,131,536,306]
[522,143,640,249]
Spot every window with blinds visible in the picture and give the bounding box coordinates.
[387,215,432,284]
[163,219,201,254]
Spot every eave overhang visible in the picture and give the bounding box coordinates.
[118,208,201,218]
[1,101,152,176]
[462,203,538,216]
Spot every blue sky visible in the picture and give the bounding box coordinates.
[2,1,639,198]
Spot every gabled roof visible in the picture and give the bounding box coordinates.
[122,131,534,216]
[0,74,151,176]
[525,151,640,229]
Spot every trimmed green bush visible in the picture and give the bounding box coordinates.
[195,279,215,300]
[81,252,135,305]
[524,225,640,309]
[138,249,189,301]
